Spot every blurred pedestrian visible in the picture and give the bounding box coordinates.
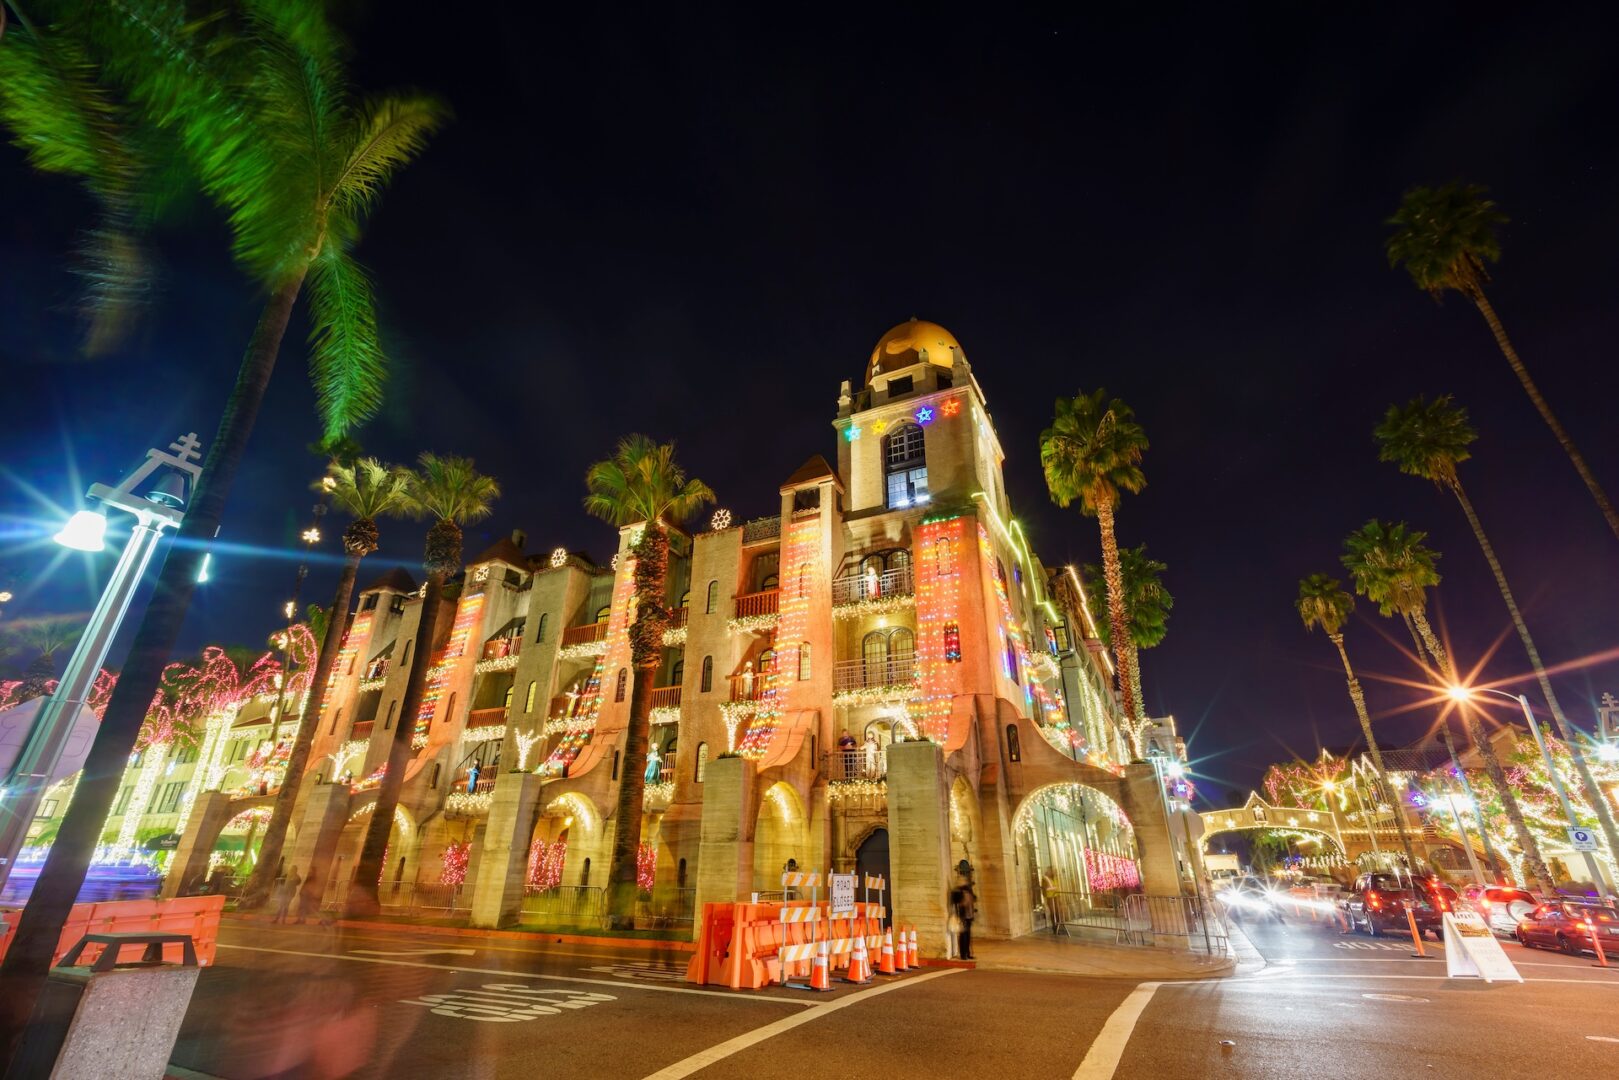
[273,865,303,924]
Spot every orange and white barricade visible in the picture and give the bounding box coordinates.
[846,931,872,983]
[907,927,919,967]
[877,927,898,975]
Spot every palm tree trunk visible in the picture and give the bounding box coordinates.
[1449,479,1619,882]
[347,572,446,915]
[1471,291,1619,543]
[0,273,305,1056]
[242,550,363,911]
[1125,640,1145,724]
[606,658,656,929]
[1330,634,1420,873]
[1411,610,1556,893]
[1094,500,1140,751]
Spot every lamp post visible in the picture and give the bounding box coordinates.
[1450,685,1614,895]
[266,501,326,747]
[0,434,201,890]
[1320,779,1349,871]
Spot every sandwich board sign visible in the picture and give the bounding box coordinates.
[1442,909,1523,983]
[1568,827,1598,852]
[829,873,856,915]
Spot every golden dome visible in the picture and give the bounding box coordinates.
[865,318,961,385]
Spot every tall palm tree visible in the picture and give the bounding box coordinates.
[1040,390,1149,753]
[1341,520,1555,893]
[1295,574,1419,873]
[347,455,498,916]
[244,458,414,910]
[583,435,714,929]
[1386,184,1619,543]
[1086,545,1171,722]
[0,8,444,1037]
[1375,394,1619,879]
[8,616,83,702]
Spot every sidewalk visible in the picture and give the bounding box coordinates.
[223,910,696,952]
[969,930,1235,979]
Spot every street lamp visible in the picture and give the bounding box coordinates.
[1448,684,1614,894]
[0,434,203,889]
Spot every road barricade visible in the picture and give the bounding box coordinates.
[0,895,224,968]
[685,896,894,990]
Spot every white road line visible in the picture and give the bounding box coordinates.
[640,968,962,1080]
[215,943,817,1006]
[1183,972,1619,987]
[1072,981,1161,1080]
[228,924,682,964]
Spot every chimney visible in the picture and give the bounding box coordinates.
[510,528,526,550]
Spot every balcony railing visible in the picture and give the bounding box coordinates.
[482,637,521,660]
[729,671,774,702]
[560,621,608,647]
[667,607,688,630]
[467,707,506,728]
[831,565,914,606]
[742,516,780,543]
[351,720,373,740]
[833,657,918,692]
[649,685,682,710]
[733,589,779,620]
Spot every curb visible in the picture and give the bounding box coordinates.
[224,912,697,953]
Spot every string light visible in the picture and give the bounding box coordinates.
[909,514,966,743]
[844,426,861,442]
[710,508,733,530]
[412,593,484,749]
[549,547,568,568]
[739,516,818,758]
[439,840,471,887]
[540,559,635,776]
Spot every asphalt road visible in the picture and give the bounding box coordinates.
[169,910,1619,1079]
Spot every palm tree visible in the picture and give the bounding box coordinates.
[1295,574,1419,873]
[244,459,414,910]
[1341,520,1555,893]
[8,616,83,702]
[1386,184,1619,543]
[1375,394,1619,880]
[1040,390,1149,754]
[347,456,498,916]
[1086,545,1171,722]
[0,8,444,1035]
[583,436,714,929]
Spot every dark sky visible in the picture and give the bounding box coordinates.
[5,7,1618,805]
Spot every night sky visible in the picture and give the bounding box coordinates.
[4,8,1617,805]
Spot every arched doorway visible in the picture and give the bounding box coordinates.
[1013,783,1140,932]
[855,827,891,927]
[752,781,807,893]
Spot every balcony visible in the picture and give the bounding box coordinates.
[667,607,689,630]
[741,516,780,544]
[467,707,507,728]
[729,589,779,632]
[351,720,373,741]
[832,657,917,705]
[649,685,682,710]
[831,565,914,609]
[482,637,520,660]
[728,672,772,703]
[561,622,608,647]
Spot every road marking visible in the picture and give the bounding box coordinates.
[1586,1035,1619,1043]
[351,948,477,957]
[579,961,688,982]
[1072,982,1160,1080]
[640,968,962,1079]
[400,983,615,1022]
[1361,993,1427,1003]
[216,943,817,1006]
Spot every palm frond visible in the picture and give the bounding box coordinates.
[1374,394,1475,488]
[1296,573,1352,635]
[318,458,414,521]
[306,248,385,439]
[328,93,448,221]
[412,454,500,525]
[583,434,715,528]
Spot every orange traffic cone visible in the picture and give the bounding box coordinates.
[892,927,909,971]
[877,928,897,975]
[846,932,872,983]
[809,938,832,991]
[907,927,919,967]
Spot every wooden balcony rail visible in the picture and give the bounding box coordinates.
[733,588,780,619]
[350,721,373,740]
[467,707,507,728]
[482,637,521,660]
[666,607,689,630]
[560,622,608,647]
[831,565,914,606]
[833,656,918,692]
[649,685,682,709]
[728,672,774,702]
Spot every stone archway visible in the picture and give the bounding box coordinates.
[335,797,416,901]
[752,781,809,893]
[1012,782,1141,929]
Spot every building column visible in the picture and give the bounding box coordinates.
[161,791,236,898]
[694,756,755,914]
[1122,762,1182,896]
[289,780,353,914]
[887,740,952,957]
[470,771,545,928]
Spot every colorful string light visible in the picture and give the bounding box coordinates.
[739,516,818,758]
[412,593,484,749]
[908,514,966,743]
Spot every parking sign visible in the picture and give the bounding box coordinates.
[1568,827,1597,851]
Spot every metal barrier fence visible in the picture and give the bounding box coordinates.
[520,885,606,924]
[376,881,469,915]
[1120,894,1229,954]
[1037,891,1128,937]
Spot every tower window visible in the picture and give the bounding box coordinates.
[700,655,713,692]
[705,580,719,614]
[883,423,928,509]
[615,668,628,702]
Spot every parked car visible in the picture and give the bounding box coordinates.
[1460,884,1540,936]
[1515,901,1619,956]
[1340,873,1457,938]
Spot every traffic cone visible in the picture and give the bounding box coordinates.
[907,927,919,967]
[877,928,897,975]
[809,938,832,991]
[892,927,909,971]
[846,932,872,983]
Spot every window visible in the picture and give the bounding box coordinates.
[1007,724,1022,762]
[113,787,133,814]
[384,701,397,730]
[665,738,678,774]
[362,593,379,611]
[154,782,185,814]
[759,648,776,673]
[429,763,441,789]
[886,375,913,396]
[524,680,538,712]
[889,628,915,663]
[536,613,549,642]
[611,750,620,780]
[329,708,342,736]
[679,589,690,609]
[503,686,515,709]
[444,692,457,726]
[581,858,591,885]
[677,858,687,887]
[596,604,612,623]
[705,580,719,613]
[700,656,713,693]
[798,643,812,681]
[671,659,684,686]
[400,639,412,668]
[883,423,928,509]
[862,631,888,681]
[943,622,962,663]
[615,668,628,702]
[37,800,57,819]
[695,742,708,783]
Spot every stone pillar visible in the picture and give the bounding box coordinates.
[290,781,353,914]
[694,756,755,914]
[887,740,951,957]
[1123,763,1182,896]
[161,791,235,899]
[470,771,545,928]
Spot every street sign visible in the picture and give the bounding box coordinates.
[829,873,856,915]
[1442,910,1523,983]
[1569,827,1598,852]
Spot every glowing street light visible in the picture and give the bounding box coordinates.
[0,433,203,888]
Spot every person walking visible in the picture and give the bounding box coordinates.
[272,865,303,924]
[953,878,977,960]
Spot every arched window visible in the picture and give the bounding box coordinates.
[536,613,549,642]
[1006,724,1022,762]
[700,656,713,693]
[695,742,709,783]
[581,857,591,885]
[798,643,812,681]
[429,762,442,789]
[611,750,620,780]
[888,549,912,575]
[679,589,690,609]
[329,708,342,736]
[400,639,412,668]
[614,668,628,702]
[503,686,515,710]
[883,423,928,508]
[384,701,397,730]
[759,648,776,673]
[595,604,611,623]
[862,631,888,682]
[795,562,812,598]
[671,659,684,686]
[444,692,457,726]
[677,858,687,887]
[889,627,915,663]
[524,680,538,712]
[705,580,719,613]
